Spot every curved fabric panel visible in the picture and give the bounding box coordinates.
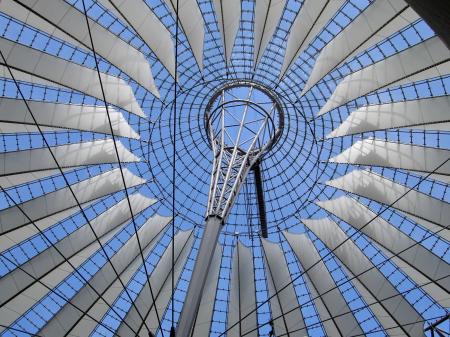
[0,64,72,91]
[227,242,257,337]
[318,36,450,116]
[0,0,78,46]
[327,96,450,138]
[0,201,92,252]
[39,214,170,336]
[316,195,450,293]
[338,263,407,337]
[378,244,450,308]
[0,168,146,235]
[8,0,159,96]
[0,122,57,134]
[0,222,123,333]
[213,0,240,65]
[67,229,158,336]
[261,238,306,337]
[0,168,73,190]
[399,211,450,243]
[0,37,145,118]
[102,0,176,78]
[329,139,450,182]
[284,231,363,337]
[303,217,425,337]
[117,230,194,336]
[302,270,341,337]
[254,0,286,68]
[302,0,417,94]
[191,245,222,337]
[0,139,138,177]
[326,170,450,241]
[0,98,139,139]
[0,193,156,306]
[280,0,346,78]
[164,0,204,71]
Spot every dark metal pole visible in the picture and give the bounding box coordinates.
[253,162,268,238]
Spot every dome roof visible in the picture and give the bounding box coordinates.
[0,0,449,336]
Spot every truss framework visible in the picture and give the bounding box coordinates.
[206,80,283,220]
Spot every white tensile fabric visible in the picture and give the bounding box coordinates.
[191,245,222,337]
[213,0,240,66]
[0,98,139,139]
[0,201,93,252]
[99,0,176,78]
[337,263,408,336]
[0,168,72,190]
[315,195,450,293]
[227,242,258,337]
[164,0,204,71]
[0,193,156,306]
[38,215,170,336]
[318,36,450,116]
[303,217,426,337]
[329,139,450,184]
[302,0,418,94]
[0,220,123,333]
[326,170,450,242]
[3,0,159,96]
[284,231,363,337]
[327,95,450,138]
[0,37,146,118]
[280,0,346,78]
[0,168,145,234]
[254,0,286,68]
[261,238,306,337]
[0,139,138,177]
[117,230,194,336]
[378,244,450,308]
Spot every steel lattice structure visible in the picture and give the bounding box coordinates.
[0,0,449,337]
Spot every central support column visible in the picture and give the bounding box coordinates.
[176,215,222,337]
[177,81,283,336]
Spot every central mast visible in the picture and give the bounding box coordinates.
[177,81,283,336]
